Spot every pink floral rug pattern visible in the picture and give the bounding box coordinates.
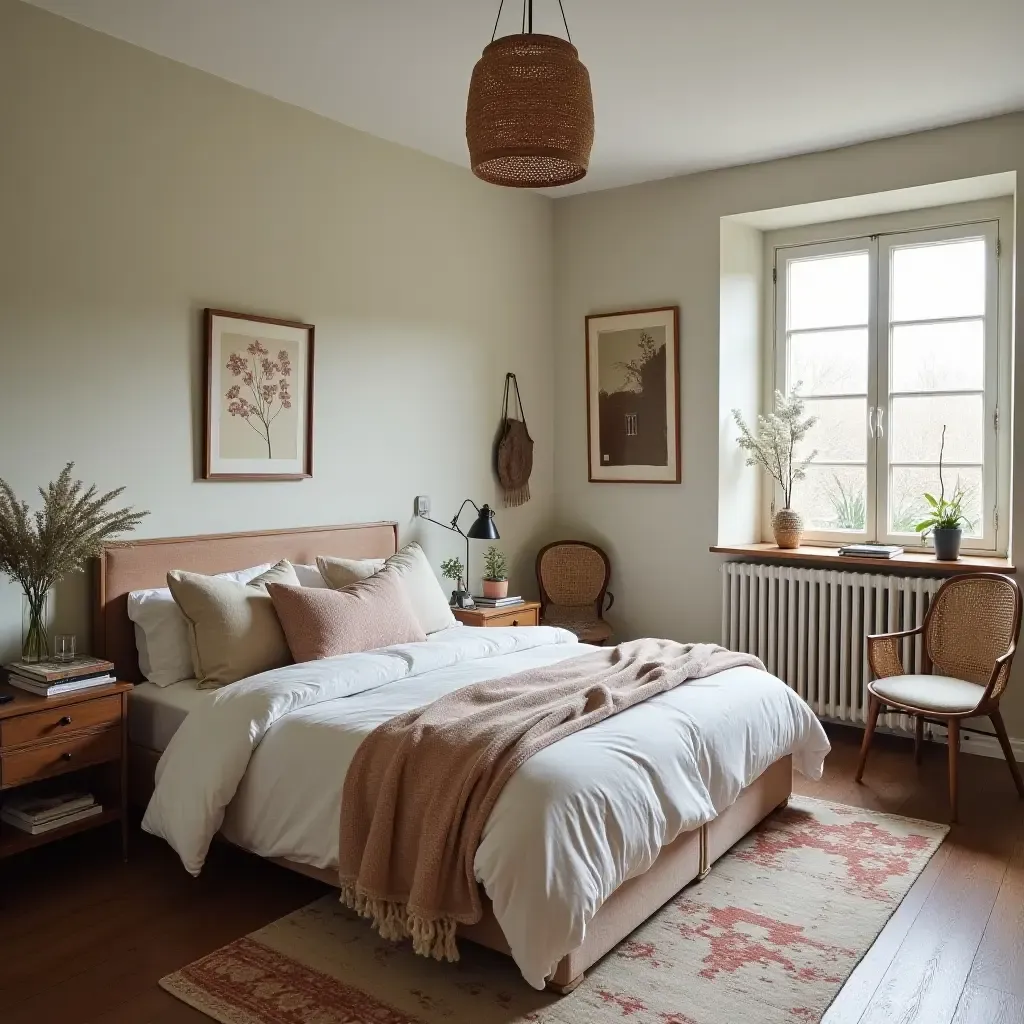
[160,796,947,1024]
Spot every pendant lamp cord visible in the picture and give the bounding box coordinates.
[491,0,572,43]
[490,0,505,42]
[557,0,572,42]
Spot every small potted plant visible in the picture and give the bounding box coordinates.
[732,386,818,549]
[915,425,971,561]
[481,546,509,599]
[440,557,469,608]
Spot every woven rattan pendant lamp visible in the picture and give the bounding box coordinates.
[467,0,594,188]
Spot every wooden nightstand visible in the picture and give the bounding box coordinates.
[0,680,131,861]
[452,600,541,628]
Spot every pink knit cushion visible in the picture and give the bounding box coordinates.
[267,569,427,663]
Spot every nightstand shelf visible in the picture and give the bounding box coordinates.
[0,806,120,858]
[0,680,131,861]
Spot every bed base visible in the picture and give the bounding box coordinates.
[129,742,792,992]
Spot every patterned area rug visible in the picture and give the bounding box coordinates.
[160,797,947,1024]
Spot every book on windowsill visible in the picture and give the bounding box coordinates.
[1,804,103,835]
[7,673,116,697]
[3,656,114,684]
[836,544,905,559]
[1,789,96,826]
[472,596,524,607]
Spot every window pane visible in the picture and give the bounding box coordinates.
[891,320,984,392]
[890,394,983,463]
[788,252,869,331]
[796,398,868,462]
[891,238,985,322]
[791,465,867,532]
[789,328,868,396]
[890,465,982,538]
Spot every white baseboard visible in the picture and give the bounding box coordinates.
[921,722,1024,761]
[853,718,1024,761]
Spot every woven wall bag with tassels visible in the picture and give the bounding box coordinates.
[496,373,533,507]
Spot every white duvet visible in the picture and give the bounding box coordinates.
[143,626,830,988]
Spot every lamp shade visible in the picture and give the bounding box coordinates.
[466,504,500,540]
[466,33,594,189]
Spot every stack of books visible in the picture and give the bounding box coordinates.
[1,790,103,835]
[473,595,524,608]
[4,656,116,697]
[836,544,905,559]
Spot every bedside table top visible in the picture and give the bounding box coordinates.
[455,600,541,619]
[0,680,133,720]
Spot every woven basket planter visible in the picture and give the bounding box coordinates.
[772,508,804,549]
[466,34,594,189]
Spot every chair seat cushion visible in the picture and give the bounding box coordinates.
[869,674,987,714]
[541,615,612,644]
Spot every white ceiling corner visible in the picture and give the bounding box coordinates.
[24,0,1024,196]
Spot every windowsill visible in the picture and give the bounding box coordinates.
[710,542,1015,575]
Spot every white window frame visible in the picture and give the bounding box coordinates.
[767,200,1012,556]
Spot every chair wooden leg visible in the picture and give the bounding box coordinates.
[914,715,924,765]
[856,695,881,783]
[991,709,1024,799]
[947,719,960,824]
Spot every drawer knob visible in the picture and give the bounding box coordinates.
[512,619,519,626]
[60,752,73,761]
[58,716,72,727]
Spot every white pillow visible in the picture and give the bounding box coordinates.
[292,563,330,588]
[128,562,273,686]
[318,543,456,635]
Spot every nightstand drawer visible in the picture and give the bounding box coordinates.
[0,695,122,750]
[482,607,539,627]
[1,728,121,789]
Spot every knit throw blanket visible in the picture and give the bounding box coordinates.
[337,639,764,961]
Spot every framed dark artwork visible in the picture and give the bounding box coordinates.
[585,306,681,483]
[203,308,315,481]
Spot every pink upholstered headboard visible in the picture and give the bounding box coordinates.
[93,522,399,682]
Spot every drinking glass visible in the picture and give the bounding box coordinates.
[54,634,76,664]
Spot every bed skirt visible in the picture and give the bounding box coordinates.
[129,742,792,992]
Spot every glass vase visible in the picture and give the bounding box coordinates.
[21,589,51,663]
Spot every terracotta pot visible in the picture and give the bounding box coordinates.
[482,578,508,599]
[772,508,803,549]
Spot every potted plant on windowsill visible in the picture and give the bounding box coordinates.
[732,386,818,549]
[915,425,971,561]
[481,545,509,599]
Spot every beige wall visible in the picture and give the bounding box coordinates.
[554,113,1024,734]
[0,0,555,660]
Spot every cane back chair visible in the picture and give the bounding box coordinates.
[856,572,1024,822]
[536,541,614,645]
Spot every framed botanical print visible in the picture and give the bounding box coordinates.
[203,308,315,480]
[585,306,681,484]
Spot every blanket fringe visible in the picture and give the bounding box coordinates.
[339,883,460,962]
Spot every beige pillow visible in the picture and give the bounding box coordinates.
[268,569,427,663]
[314,555,386,589]
[167,560,299,688]
[318,542,456,634]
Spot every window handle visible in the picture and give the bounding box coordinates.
[868,406,876,439]
[875,407,885,438]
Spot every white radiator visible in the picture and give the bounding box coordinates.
[721,562,941,728]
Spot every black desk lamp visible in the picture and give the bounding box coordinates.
[418,499,499,608]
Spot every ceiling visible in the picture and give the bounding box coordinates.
[25,0,1024,196]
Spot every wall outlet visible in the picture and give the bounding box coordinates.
[415,495,430,517]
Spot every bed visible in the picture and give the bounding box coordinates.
[95,523,830,992]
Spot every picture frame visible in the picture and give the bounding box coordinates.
[585,305,681,483]
[203,308,315,481]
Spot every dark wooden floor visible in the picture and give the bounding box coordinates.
[1,725,1021,1023]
